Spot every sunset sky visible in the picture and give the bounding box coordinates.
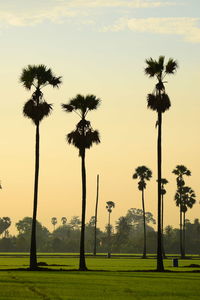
[0,0,200,234]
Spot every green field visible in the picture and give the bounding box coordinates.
[0,254,199,299]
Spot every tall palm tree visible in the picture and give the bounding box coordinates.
[181,186,196,257]
[132,166,152,258]
[173,165,191,258]
[145,56,178,271]
[20,65,61,270]
[93,174,99,256]
[106,201,115,258]
[160,178,168,257]
[62,94,101,271]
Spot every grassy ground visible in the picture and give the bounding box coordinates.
[0,254,199,299]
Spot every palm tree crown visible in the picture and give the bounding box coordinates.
[133,166,152,191]
[20,65,62,125]
[62,95,101,156]
[106,201,115,213]
[145,56,178,113]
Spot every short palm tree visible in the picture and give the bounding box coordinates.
[61,217,67,225]
[133,166,152,258]
[62,94,101,271]
[181,186,196,257]
[173,165,191,258]
[51,217,57,231]
[145,56,178,271]
[106,201,115,258]
[20,65,61,270]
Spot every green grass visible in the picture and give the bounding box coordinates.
[0,254,199,299]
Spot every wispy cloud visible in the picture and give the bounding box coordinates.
[102,17,200,43]
[0,0,178,27]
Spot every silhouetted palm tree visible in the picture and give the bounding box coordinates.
[62,94,100,271]
[145,56,178,271]
[132,166,152,258]
[61,217,67,225]
[173,165,191,258]
[160,178,168,257]
[20,65,61,270]
[93,174,99,256]
[106,201,115,258]
[51,217,57,231]
[181,186,196,257]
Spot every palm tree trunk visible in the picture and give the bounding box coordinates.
[142,189,147,258]
[183,212,186,258]
[180,205,183,258]
[30,123,39,270]
[157,110,164,271]
[107,212,111,258]
[79,149,87,271]
[93,174,99,256]
[161,193,166,258]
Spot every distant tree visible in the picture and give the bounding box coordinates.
[20,65,61,270]
[51,217,57,231]
[62,94,101,271]
[145,56,178,271]
[173,165,191,258]
[106,201,115,258]
[0,217,11,237]
[69,216,81,230]
[61,217,67,225]
[132,166,152,258]
[115,216,131,248]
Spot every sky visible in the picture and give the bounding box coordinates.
[0,0,200,234]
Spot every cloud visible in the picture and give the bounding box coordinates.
[102,17,200,43]
[0,1,178,27]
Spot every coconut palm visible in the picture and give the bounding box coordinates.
[20,65,61,270]
[51,217,57,231]
[145,56,178,271]
[62,94,101,271]
[132,166,152,258]
[160,178,168,257]
[173,165,191,258]
[106,201,115,258]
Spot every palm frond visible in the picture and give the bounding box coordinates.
[23,99,52,124]
[165,58,178,74]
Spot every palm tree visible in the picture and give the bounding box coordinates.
[51,217,57,231]
[62,94,101,271]
[106,201,115,258]
[61,217,67,225]
[181,186,196,257]
[20,65,61,270]
[173,165,191,258]
[132,166,152,258]
[145,56,178,271]
[93,174,99,256]
[160,178,168,257]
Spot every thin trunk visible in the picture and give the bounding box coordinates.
[157,110,164,271]
[161,193,166,258]
[142,189,147,258]
[183,211,186,258]
[93,174,99,256]
[30,123,39,270]
[107,211,111,258]
[79,149,87,271]
[180,205,183,258]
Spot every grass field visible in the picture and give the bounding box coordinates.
[0,254,199,299]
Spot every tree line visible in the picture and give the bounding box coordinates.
[0,214,199,255]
